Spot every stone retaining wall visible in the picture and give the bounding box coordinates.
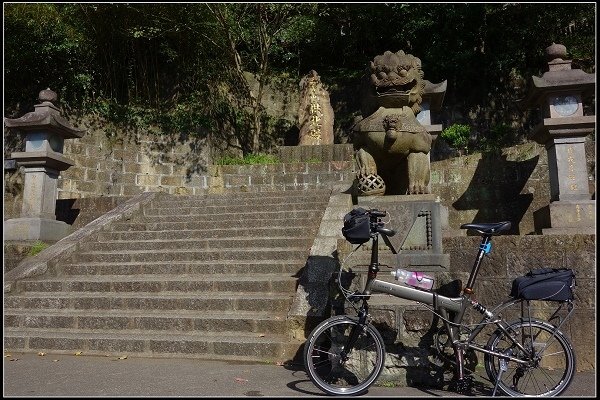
[443,233,595,371]
[54,129,355,197]
[429,140,595,235]
[5,130,594,235]
[336,232,595,384]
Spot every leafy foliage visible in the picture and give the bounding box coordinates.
[479,124,517,153]
[4,3,595,160]
[27,241,50,257]
[441,124,472,152]
[215,153,280,165]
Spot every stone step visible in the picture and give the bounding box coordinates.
[146,196,330,210]
[128,209,326,223]
[58,260,304,276]
[3,327,303,362]
[13,274,297,294]
[97,227,316,241]
[151,189,332,204]
[109,218,318,231]
[4,309,289,335]
[69,248,310,263]
[3,188,331,363]
[4,292,293,313]
[82,237,314,252]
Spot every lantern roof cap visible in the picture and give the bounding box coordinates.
[422,80,447,111]
[4,88,85,139]
[517,44,595,111]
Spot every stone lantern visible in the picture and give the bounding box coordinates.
[416,79,447,191]
[518,43,595,234]
[416,79,447,141]
[4,88,85,241]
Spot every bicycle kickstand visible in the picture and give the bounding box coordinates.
[492,357,508,396]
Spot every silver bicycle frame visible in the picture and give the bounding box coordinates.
[368,279,535,365]
[368,279,464,314]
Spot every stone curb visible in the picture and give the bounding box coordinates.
[4,191,158,293]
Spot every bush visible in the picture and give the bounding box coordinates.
[215,153,280,165]
[441,124,471,152]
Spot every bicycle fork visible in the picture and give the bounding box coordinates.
[338,232,378,360]
[340,306,369,361]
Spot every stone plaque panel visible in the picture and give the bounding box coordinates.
[547,138,590,201]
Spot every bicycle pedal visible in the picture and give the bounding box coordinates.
[449,376,474,395]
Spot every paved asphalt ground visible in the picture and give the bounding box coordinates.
[3,351,596,397]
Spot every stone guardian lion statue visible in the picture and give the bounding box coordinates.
[353,50,433,195]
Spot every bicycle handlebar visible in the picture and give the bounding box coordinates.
[366,209,396,237]
[368,209,387,218]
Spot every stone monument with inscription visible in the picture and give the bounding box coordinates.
[4,89,85,241]
[297,70,335,145]
[518,43,595,234]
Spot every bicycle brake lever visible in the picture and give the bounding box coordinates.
[347,291,363,303]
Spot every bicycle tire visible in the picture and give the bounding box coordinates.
[303,315,386,396]
[484,319,575,397]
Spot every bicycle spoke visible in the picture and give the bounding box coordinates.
[304,317,385,395]
[311,345,337,358]
[484,320,574,397]
[541,349,565,358]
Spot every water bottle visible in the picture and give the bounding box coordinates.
[390,268,434,290]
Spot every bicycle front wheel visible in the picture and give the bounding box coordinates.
[484,319,575,397]
[303,315,386,396]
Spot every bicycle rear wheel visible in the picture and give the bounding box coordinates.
[303,315,386,396]
[484,319,575,397]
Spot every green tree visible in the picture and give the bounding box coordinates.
[3,3,92,115]
[4,3,595,157]
[205,3,317,154]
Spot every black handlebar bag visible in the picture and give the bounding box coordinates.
[510,268,575,301]
[342,208,371,244]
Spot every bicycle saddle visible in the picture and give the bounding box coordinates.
[460,221,511,235]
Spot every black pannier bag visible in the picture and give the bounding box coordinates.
[342,207,371,244]
[510,268,575,301]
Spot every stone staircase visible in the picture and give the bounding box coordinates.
[4,189,333,362]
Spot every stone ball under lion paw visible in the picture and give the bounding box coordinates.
[357,173,386,196]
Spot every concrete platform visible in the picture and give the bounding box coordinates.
[3,351,596,397]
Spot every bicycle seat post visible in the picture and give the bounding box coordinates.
[463,234,492,296]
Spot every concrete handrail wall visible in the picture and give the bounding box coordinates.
[4,191,158,293]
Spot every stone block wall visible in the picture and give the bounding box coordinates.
[336,233,595,382]
[56,129,355,197]
[56,126,213,198]
[430,140,595,235]
[277,144,354,163]
[443,233,595,371]
[4,123,595,236]
[205,160,354,194]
